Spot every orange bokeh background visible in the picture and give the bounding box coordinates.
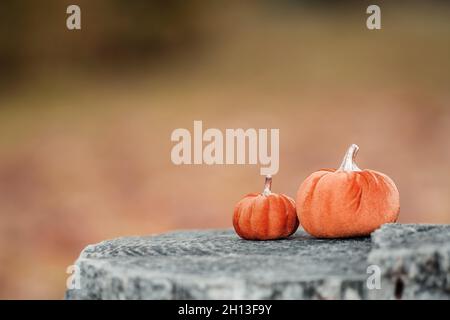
[0,1,449,298]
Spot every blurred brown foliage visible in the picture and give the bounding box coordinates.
[0,0,450,299]
[0,0,204,78]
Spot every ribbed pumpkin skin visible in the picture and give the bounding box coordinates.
[233,193,299,240]
[296,168,400,238]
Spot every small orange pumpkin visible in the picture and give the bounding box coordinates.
[233,175,299,240]
[296,144,400,238]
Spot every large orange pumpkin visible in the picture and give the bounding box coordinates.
[233,175,299,240]
[296,144,399,238]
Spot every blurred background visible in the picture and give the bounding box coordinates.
[0,0,450,299]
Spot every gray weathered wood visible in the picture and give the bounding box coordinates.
[65,224,450,300]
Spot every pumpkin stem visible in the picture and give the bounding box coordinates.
[262,175,272,196]
[338,144,362,172]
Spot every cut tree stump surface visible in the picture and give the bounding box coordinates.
[65,224,450,300]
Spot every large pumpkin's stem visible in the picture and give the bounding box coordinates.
[338,144,362,172]
[262,175,272,196]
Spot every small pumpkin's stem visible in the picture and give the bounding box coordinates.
[262,175,272,196]
[338,144,362,172]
